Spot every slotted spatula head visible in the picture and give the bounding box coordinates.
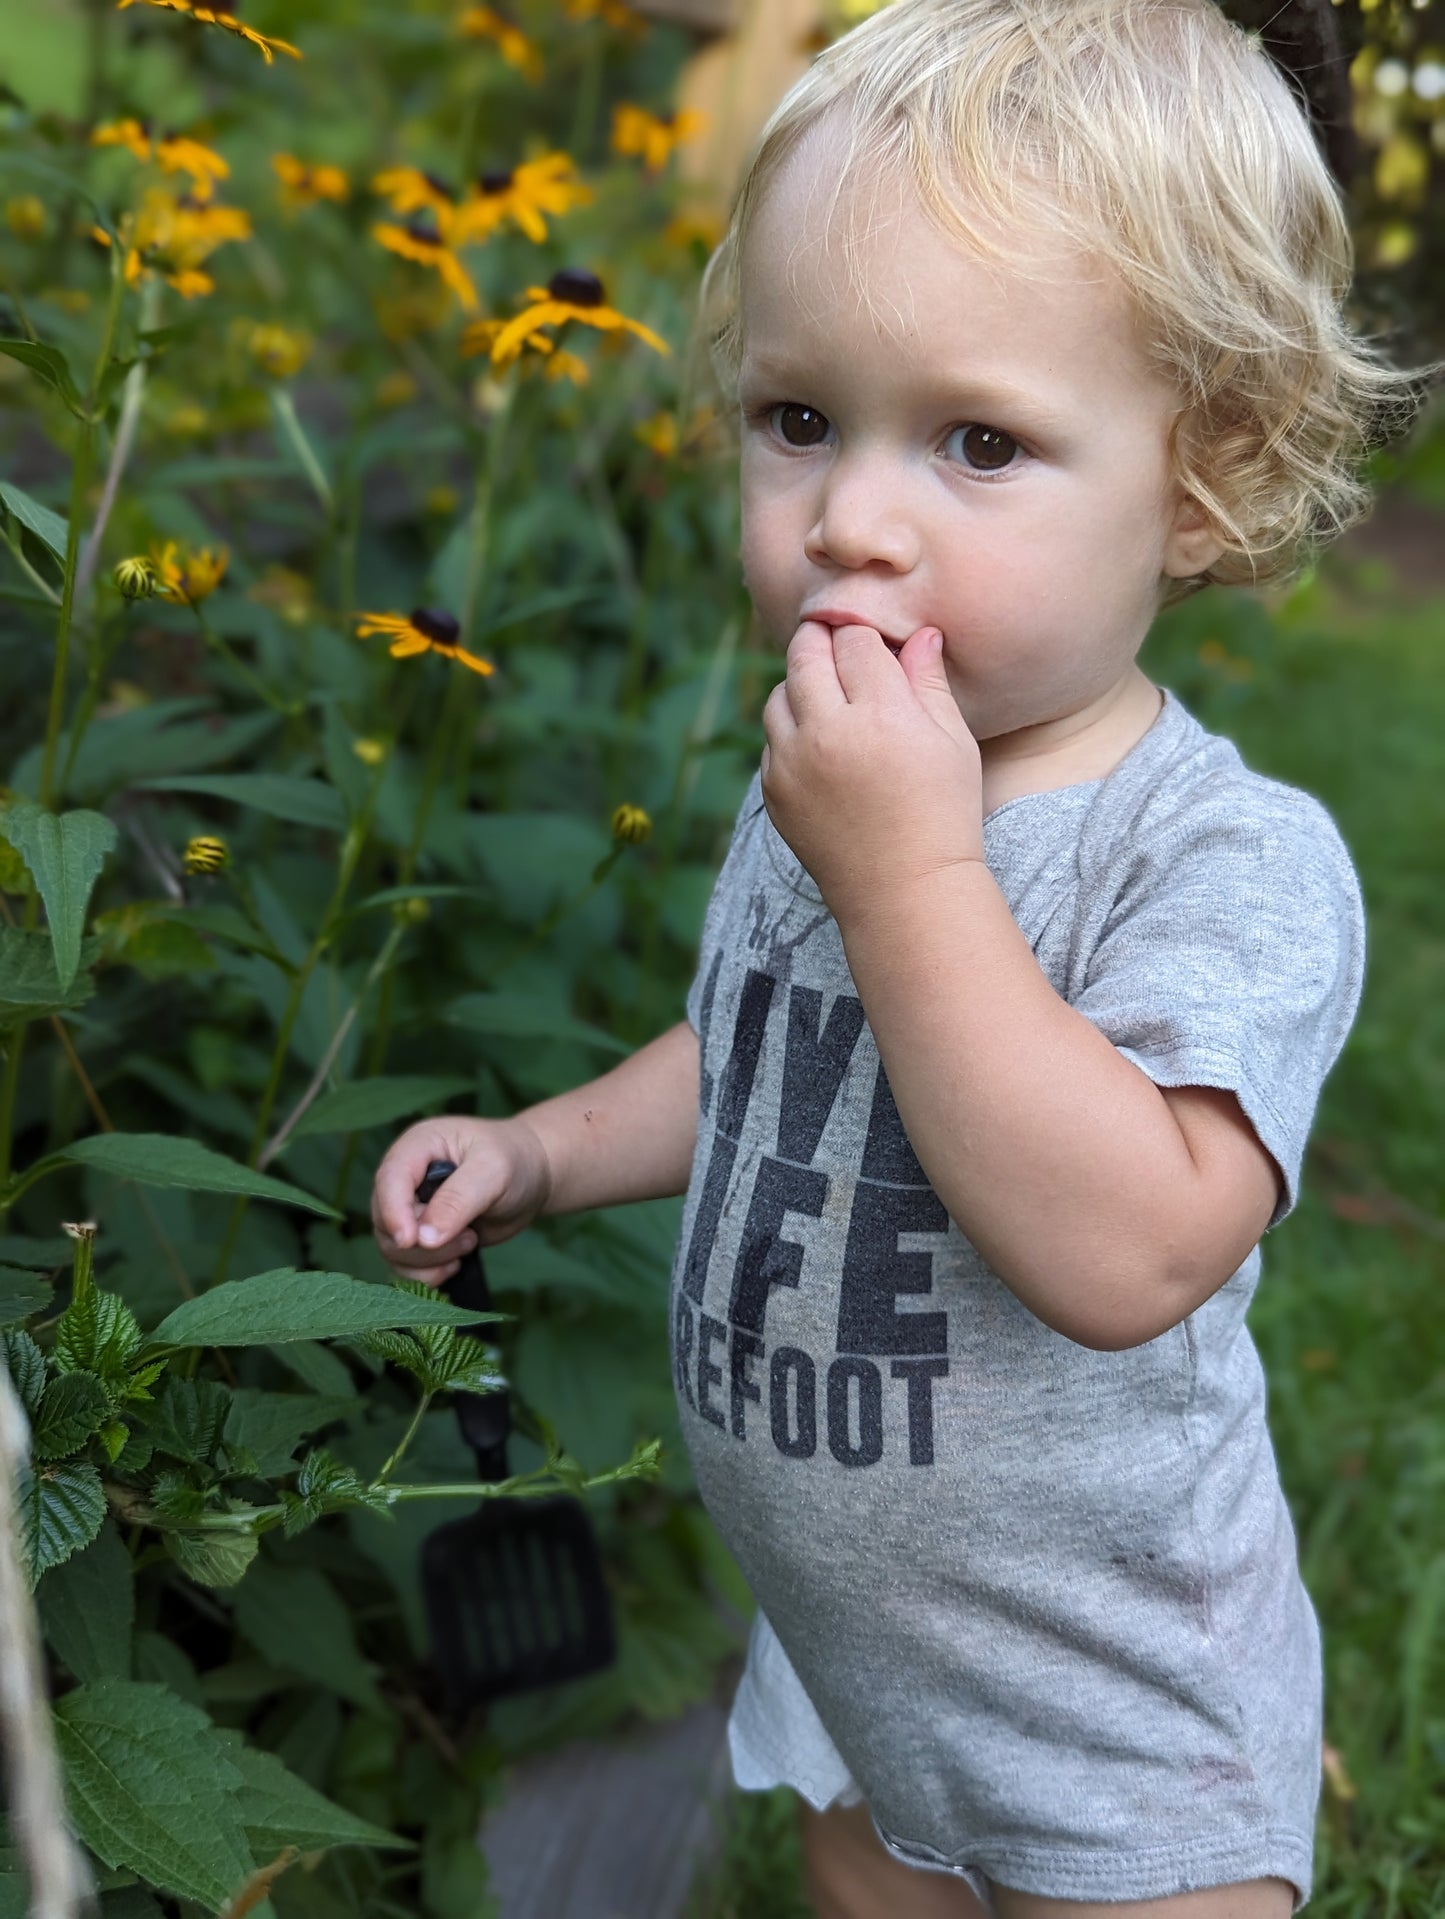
[414,1158,617,1710]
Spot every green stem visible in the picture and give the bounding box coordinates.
[459,379,517,648]
[0,519,61,604]
[187,600,301,715]
[269,386,335,515]
[374,1391,431,1484]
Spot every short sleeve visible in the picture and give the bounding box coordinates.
[1071,791,1366,1232]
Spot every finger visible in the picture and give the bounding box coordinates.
[783,619,848,723]
[827,621,906,703]
[761,678,797,755]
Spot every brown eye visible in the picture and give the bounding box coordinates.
[775,404,830,447]
[948,424,1019,472]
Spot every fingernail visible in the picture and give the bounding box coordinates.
[418,1224,440,1246]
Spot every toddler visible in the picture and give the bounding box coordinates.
[372,2,1430,1912]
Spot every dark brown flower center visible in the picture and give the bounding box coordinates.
[478,168,514,195]
[548,267,604,307]
[403,215,442,248]
[422,170,454,200]
[411,607,460,645]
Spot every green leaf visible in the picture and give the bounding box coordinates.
[38,1520,133,1681]
[276,1341,354,1396]
[218,1734,410,1854]
[0,1267,52,1325]
[287,1074,475,1141]
[32,1370,109,1459]
[0,338,89,418]
[145,1378,228,1465]
[146,1269,505,1351]
[131,774,347,832]
[166,1527,259,1590]
[54,1134,341,1218]
[21,1458,105,1582]
[233,1560,384,1712]
[102,1891,165,1918]
[223,1390,357,1478]
[0,925,98,1024]
[53,1681,254,1911]
[279,1447,390,1537]
[54,1288,142,1379]
[444,991,629,1055]
[2,1328,48,1418]
[0,803,117,994]
[0,480,68,561]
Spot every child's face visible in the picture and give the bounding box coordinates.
[736,132,1222,750]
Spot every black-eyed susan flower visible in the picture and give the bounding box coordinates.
[373,212,479,314]
[182,834,229,874]
[459,315,551,363]
[664,207,723,256]
[355,608,495,677]
[372,166,457,222]
[489,268,670,366]
[5,196,46,241]
[113,556,159,600]
[457,6,542,82]
[93,185,252,300]
[611,103,707,174]
[152,539,228,604]
[272,153,349,208]
[610,803,652,845]
[541,348,590,387]
[449,153,593,248]
[91,117,154,163]
[115,0,301,63]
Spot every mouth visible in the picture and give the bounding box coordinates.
[803,609,909,653]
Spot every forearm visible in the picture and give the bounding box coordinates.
[837,864,1196,1350]
[518,1018,700,1218]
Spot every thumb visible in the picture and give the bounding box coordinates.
[414,1161,491,1246]
[900,628,958,711]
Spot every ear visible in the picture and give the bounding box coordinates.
[1162,487,1227,580]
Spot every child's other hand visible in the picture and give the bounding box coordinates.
[760,619,985,924]
[370,1116,552,1287]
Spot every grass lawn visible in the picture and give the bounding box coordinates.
[683,533,1445,1919]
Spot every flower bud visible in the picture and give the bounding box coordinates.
[611,803,652,845]
[182,835,229,875]
[113,556,158,600]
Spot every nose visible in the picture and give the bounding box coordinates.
[803,451,920,574]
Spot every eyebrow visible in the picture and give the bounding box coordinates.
[737,354,1074,432]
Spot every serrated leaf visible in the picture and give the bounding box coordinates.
[0,480,68,561]
[287,1074,475,1141]
[53,1681,254,1911]
[0,925,99,1024]
[54,1288,142,1378]
[0,802,118,993]
[233,1560,383,1711]
[222,1389,357,1479]
[32,1370,109,1459]
[0,1266,52,1325]
[2,1329,48,1417]
[146,1269,504,1350]
[21,1459,105,1582]
[166,1527,259,1589]
[217,1734,410,1855]
[131,774,346,832]
[145,1378,228,1465]
[54,1134,341,1218]
[38,1520,133,1681]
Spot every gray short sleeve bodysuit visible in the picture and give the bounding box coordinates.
[671,687,1364,1912]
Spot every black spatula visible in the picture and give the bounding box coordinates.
[414,1158,616,1711]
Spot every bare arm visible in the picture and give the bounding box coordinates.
[521,1016,700,1217]
[838,866,1202,1352]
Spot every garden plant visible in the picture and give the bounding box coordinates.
[0,1,1440,1916]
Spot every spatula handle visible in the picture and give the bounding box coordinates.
[417,1158,511,1480]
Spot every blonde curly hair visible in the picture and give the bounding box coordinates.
[688,0,1435,605]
